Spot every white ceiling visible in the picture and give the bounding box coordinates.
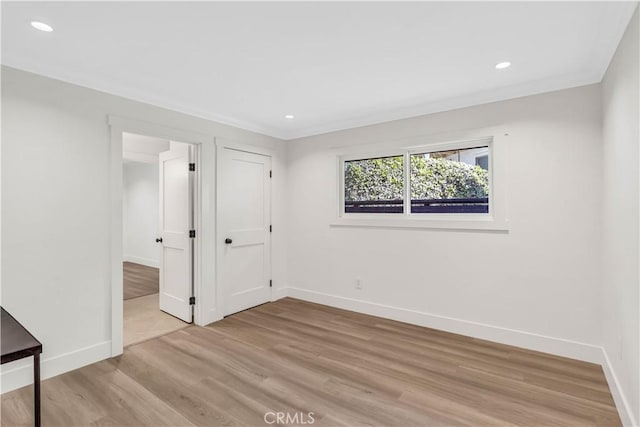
[2,2,636,140]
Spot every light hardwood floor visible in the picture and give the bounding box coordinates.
[123,262,187,346]
[1,298,621,426]
[123,262,159,300]
[124,293,188,347]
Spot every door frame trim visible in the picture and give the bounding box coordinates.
[108,116,213,356]
[215,138,275,317]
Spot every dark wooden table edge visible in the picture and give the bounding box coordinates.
[1,308,43,359]
[1,307,43,427]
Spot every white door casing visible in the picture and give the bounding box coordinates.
[110,116,215,357]
[158,141,194,322]
[219,148,272,316]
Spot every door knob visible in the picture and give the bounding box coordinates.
[155,238,163,243]
[225,238,233,244]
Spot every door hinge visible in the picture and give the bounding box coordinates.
[269,279,272,288]
[269,170,272,178]
[189,296,196,305]
[189,230,196,238]
[189,163,196,172]
[269,225,272,233]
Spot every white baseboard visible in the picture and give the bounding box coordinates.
[271,287,289,302]
[1,290,631,427]
[283,287,638,424]
[0,340,111,394]
[123,255,159,268]
[198,307,223,326]
[284,287,603,363]
[198,288,287,327]
[601,349,638,427]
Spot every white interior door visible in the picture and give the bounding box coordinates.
[158,141,193,322]
[219,148,271,316]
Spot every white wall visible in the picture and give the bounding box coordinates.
[601,6,640,426]
[1,35,636,425]
[123,161,160,268]
[0,66,287,392]
[286,84,604,362]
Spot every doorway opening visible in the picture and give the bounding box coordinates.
[122,132,195,346]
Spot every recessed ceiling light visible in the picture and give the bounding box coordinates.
[284,114,295,119]
[495,61,511,70]
[30,21,53,32]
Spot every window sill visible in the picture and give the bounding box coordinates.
[330,216,509,232]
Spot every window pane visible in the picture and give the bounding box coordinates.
[345,155,404,213]
[410,147,489,214]
[475,155,489,171]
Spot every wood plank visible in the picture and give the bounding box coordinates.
[123,293,188,346]
[1,298,622,426]
[123,262,159,300]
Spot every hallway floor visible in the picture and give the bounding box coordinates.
[123,261,159,300]
[124,293,188,347]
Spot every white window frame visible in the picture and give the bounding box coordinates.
[333,133,508,231]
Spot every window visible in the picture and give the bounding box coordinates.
[410,146,489,214]
[344,155,404,213]
[475,154,489,171]
[342,142,490,215]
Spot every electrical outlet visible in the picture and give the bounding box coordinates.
[355,277,363,290]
